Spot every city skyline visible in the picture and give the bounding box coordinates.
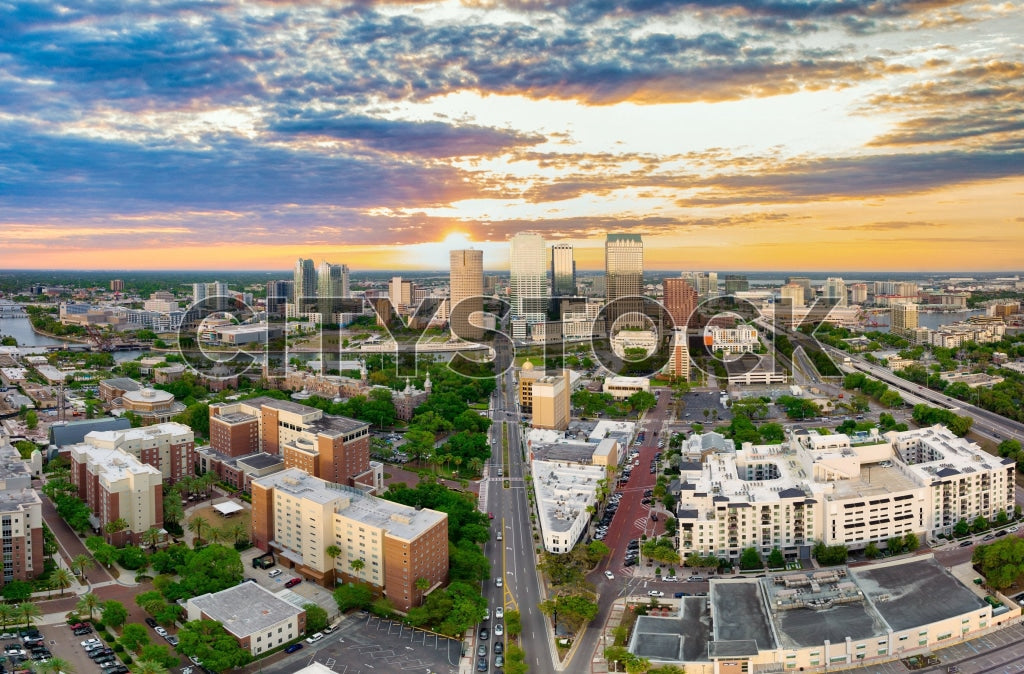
[1,2,1022,272]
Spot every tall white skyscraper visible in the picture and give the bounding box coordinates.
[605,233,644,328]
[509,233,547,324]
[317,262,349,319]
[293,258,316,310]
[551,243,576,297]
[824,277,847,307]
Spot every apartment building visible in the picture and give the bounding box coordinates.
[69,445,164,546]
[704,325,759,354]
[665,328,691,379]
[0,441,43,587]
[890,302,919,337]
[676,426,1014,562]
[250,469,448,611]
[82,422,195,482]
[518,364,571,431]
[187,582,306,656]
[208,397,379,490]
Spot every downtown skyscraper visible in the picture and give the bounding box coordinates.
[605,233,644,327]
[550,242,576,297]
[293,258,316,311]
[509,233,548,324]
[450,249,484,339]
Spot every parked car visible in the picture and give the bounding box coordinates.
[80,639,101,648]
[165,635,179,646]
[322,625,336,634]
[478,644,488,657]
[604,570,615,580]
[306,632,324,644]
[73,627,92,636]
[623,558,637,567]
[284,643,304,654]
[479,627,490,641]
[285,577,302,588]
[477,657,489,672]
[648,590,664,597]
[495,654,505,668]
[145,618,158,628]
[69,622,89,630]
[154,627,168,637]
[495,607,503,620]
[494,623,504,636]
[268,569,283,578]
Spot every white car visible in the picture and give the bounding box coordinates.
[268,569,283,578]
[648,590,664,597]
[495,607,504,619]
[604,570,615,580]
[154,627,168,637]
[80,639,101,648]
[495,623,504,636]
[306,632,325,644]
[1010,526,1020,533]
[495,577,503,588]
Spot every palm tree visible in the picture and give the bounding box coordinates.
[104,517,129,537]
[76,593,101,620]
[325,545,341,565]
[226,522,248,546]
[0,603,16,630]
[142,527,163,551]
[349,558,365,575]
[134,661,168,674]
[414,577,431,605]
[34,657,73,674]
[188,515,209,545]
[51,568,73,596]
[16,602,41,628]
[70,553,94,580]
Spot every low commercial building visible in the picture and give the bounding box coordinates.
[186,582,306,656]
[532,456,606,553]
[676,426,1014,563]
[68,444,164,545]
[250,469,448,611]
[196,448,285,492]
[626,555,1015,674]
[603,376,650,399]
[99,377,143,403]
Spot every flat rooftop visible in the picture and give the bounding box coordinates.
[851,557,987,632]
[531,441,597,464]
[217,412,257,425]
[711,581,777,651]
[828,463,919,501]
[101,377,142,391]
[532,459,604,534]
[190,582,303,638]
[309,414,368,436]
[629,598,711,662]
[239,396,318,415]
[253,468,445,541]
[237,453,284,470]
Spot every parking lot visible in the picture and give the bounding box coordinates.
[239,548,340,621]
[262,612,462,674]
[3,624,128,674]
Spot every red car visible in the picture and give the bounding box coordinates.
[285,577,302,588]
[488,512,494,520]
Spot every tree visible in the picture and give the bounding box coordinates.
[334,583,374,612]
[879,389,904,409]
[178,544,243,597]
[25,409,38,430]
[138,644,179,670]
[414,576,431,605]
[865,542,881,559]
[142,527,164,552]
[225,521,248,546]
[51,567,74,596]
[767,547,785,568]
[973,515,990,533]
[1,580,32,603]
[538,593,599,633]
[117,545,149,570]
[505,609,522,637]
[350,558,366,574]
[101,600,129,629]
[104,517,130,537]
[71,553,94,579]
[303,603,329,634]
[120,623,150,652]
[38,657,73,674]
[188,515,210,545]
[76,593,101,620]
[134,659,170,674]
[954,518,970,537]
[739,547,762,571]
[903,532,919,552]
[16,602,41,628]
[0,604,15,630]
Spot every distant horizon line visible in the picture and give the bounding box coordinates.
[2,268,1023,275]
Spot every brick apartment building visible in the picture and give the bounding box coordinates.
[208,397,380,491]
[251,469,447,611]
[68,445,164,546]
[0,442,43,587]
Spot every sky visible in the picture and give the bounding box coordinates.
[1,0,1022,272]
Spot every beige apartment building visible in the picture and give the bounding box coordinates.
[518,364,570,430]
[82,422,195,483]
[69,445,164,546]
[187,582,306,656]
[209,397,379,490]
[251,469,448,611]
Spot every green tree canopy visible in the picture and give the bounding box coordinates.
[176,619,252,673]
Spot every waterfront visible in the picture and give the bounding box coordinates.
[0,314,71,349]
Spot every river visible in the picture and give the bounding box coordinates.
[0,315,150,361]
[869,308,985,333]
